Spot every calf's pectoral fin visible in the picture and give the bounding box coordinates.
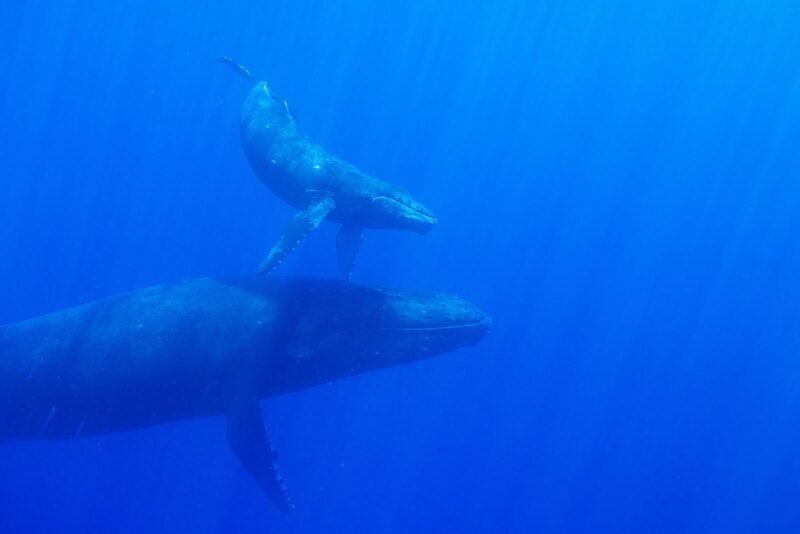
[336,224,364,280]
[226,397,295,513]
[257,197,336,275]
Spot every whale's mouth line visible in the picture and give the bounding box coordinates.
[371,196,437,222]
[403,206,437,226]
[416,212,438,223]
[382,318,491,333]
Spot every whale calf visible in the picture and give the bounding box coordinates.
[219,57,437,278]
[0,277,489,511]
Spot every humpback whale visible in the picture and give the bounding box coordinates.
[0,277,489,511]
[219,57,437,279]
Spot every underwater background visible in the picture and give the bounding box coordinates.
[1,0,799,532]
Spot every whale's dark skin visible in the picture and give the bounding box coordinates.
[220,57,437,278]
[0,277,489,511]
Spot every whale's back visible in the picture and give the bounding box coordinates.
[0,279,279,440]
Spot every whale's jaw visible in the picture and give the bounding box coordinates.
[363,194,438,233]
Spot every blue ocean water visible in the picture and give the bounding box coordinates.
[1,0,799,532]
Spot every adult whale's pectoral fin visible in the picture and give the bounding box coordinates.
[257,196,335,275]
[226,398,295,513]
[336,224,364,280]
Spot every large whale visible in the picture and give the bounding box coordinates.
[219,57,437,279]
[0,277,489,511]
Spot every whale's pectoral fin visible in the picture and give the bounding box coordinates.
[257,196,336,275]
[226,398,295,513]
[336,224,364,280]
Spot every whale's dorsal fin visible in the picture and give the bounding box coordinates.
[226,396,295,512]
[257,196,336,275]
[336,224,364,280]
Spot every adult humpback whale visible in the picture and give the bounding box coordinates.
[0,277,489,511]
[219,57,437,279]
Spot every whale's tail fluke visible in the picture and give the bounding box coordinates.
[217,56,255,82]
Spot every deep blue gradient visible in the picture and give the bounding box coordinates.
[1,1,799,532]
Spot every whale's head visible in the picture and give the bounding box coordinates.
[263,278,489,393]
[372,287,491,364]
[359,184,437,234]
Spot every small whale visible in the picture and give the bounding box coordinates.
[218,57,437,279]
[0,276,489,511]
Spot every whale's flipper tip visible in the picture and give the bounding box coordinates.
[258,197,336,276]
[336,224,364,280]
[226,398,295,513]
